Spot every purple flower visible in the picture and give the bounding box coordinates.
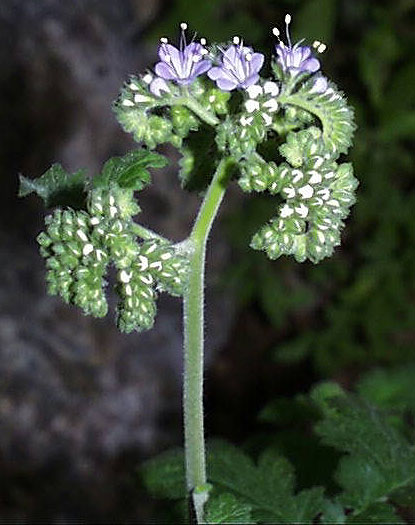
[276,43,320,75]
[153,30,211,86]
[273,15,320,76]
[208,40,264,91]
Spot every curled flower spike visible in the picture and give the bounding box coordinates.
[152,23,211,86]
[208,37,264,91]
[273,14,321,76]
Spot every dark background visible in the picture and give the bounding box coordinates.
[0,0,414,522]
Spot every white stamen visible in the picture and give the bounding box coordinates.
[142,73,153,84]
[83,244,94,256]
[180,22,188,30]
[280,204,294,218]
[240,115,254,126]
[308,171,322,184]
[246,85,263,99]
[138,255,149,271]
[245,52,252,61]
[134,93,151,103]
[150,261,162,271]
[120,270,132,283]
[295,203,309,218]
[77,229,88,242]
[312,40,321,48]
[317,231,325,243]
[263,98,279,112]
[122,100,134,107]
[298,184,314,199]
[272,27,280,37]
[146,243,157,254]
[140,274,153,285]
[160,37,168,44]
[283,186,296,199]
[263,81,279,96]
[200,38,207,45]
[285,13,292,25]
[245,99,260,113]
[317,43,327,53]
[233,36,240,45]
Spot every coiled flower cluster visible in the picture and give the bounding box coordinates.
[114,16,357,265]
[21,15,357,332]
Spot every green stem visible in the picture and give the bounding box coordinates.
[131,223,167,242]
[174,97,220,127]
[278,93,326,137]
[183,157,235,523]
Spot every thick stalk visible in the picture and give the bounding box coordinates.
[183,157,234,523]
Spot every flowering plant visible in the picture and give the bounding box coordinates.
[19,16,359,524]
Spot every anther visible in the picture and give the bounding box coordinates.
[233,36,240,45]
[200,38,207,45]
[272,27,280,37]
[317,43,327,53]
[160,37,168,44]
[180,22,188,30]
[285,13,292,25]
[245,52,252,61]
[312,40,321,48]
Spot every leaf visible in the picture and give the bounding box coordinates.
[208,440,327,524]
[205,493,254,524]
[346,502,404,524]
[312,384,415,517]
[18,164,87,208]
[94,149,168,190]
[357,364,415,413]
[141,448,185,500]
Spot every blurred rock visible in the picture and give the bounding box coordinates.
[0,0,235,520]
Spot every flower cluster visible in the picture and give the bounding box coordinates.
[113,16,356,264]
[138,16,323,97]
[37,183,189,333]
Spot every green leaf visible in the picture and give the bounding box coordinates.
[141,448,185,500]
[205,493,254,524]
[19,164,87,208]
[208,440,327,524]
[312,384,415,517]
[346,502,404,524]
[357,364,415,413]
[94,149,168,190]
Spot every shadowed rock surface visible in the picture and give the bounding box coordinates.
[0,1,235,520]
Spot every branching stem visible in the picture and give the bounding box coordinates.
[182,157,235,523]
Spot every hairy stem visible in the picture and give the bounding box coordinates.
[175,97,220,127]
[131,223,167,242]
[183,157,235,523]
